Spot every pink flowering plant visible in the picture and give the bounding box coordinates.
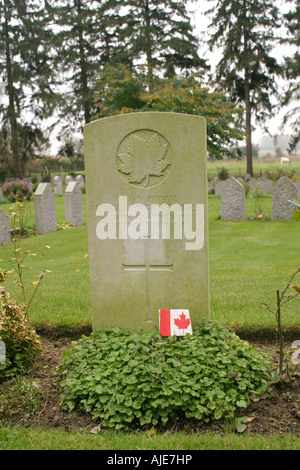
[1,180,32,202]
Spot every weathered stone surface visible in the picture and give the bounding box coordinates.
[295,179,300,198]
[76,174,85,188]
[215,180,225,195]
[65,175,73,185]
[221,177,245,220]
[53,176,63,196]
[84,112,210,331]
[272,176,297,220]
[34,183,56,234]
[0,208,10,244]
[65,181,83,226]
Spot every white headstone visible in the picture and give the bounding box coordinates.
[295,179,300,198]
[272,177,297,220]
[34,183,57,234]
[0,208,11,244]
[215,180,225,195]
[84,112,210,331]
[65,181,83,226]
[260,179,274,194]
[53,176,63,195]
[76,174,85,189]
[65,175,73,185]
[221,177,245,220]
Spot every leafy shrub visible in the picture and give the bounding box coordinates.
[0,287,42,379]
[2,180,32,202]
[217,167,229,181]
[58,322,273,430]
[0,168,9,183]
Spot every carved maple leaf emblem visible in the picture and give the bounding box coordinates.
[174,312,191,332]
[117,132,170,187]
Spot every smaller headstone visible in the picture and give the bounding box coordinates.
[65,181,83,226]
[248,178,259,191]
[272,176,297,221]
[262,179,274,194]
[256,177,273,194]
[0,188,3,199]
[76,174,85,189]
[215,180,225,195]
[221,176,245,220]
[65,175,73,185]
[0,208,11,244]
[34,183,57,234]
[53,176,63,195]
[295,179,300,198]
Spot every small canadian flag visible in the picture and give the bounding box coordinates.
[159,309,193,337]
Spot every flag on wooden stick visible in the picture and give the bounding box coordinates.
[159,309,193,336]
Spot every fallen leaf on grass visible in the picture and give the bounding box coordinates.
[235,416,256,433]
[90,425,101,435]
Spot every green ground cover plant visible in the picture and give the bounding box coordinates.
[57,323,273,430]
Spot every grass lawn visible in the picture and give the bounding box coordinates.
[0,427,299,450]
[0,190,299,329]
[206,157,300,181]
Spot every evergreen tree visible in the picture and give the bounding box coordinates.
[0,0,55,177]
[206,0,282,175]
[282,0,299,152]
[48,0,126,128]
[122,0,208,88]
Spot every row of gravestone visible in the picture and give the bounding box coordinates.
[1,174,298,244]
[0,180,83,244]
[221,176,299,220]
[0,175,85,198]
[52,174,85,195]
[214,175,300,197]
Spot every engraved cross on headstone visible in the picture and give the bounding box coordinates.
[122,237,173,322]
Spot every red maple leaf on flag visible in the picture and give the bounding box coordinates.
[174,312,190,332]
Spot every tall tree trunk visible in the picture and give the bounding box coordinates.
[144,0,154,91]
[243,11,253,176]
[75,0,91,124]
[4,0,22,179]
[244,65,253,176]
